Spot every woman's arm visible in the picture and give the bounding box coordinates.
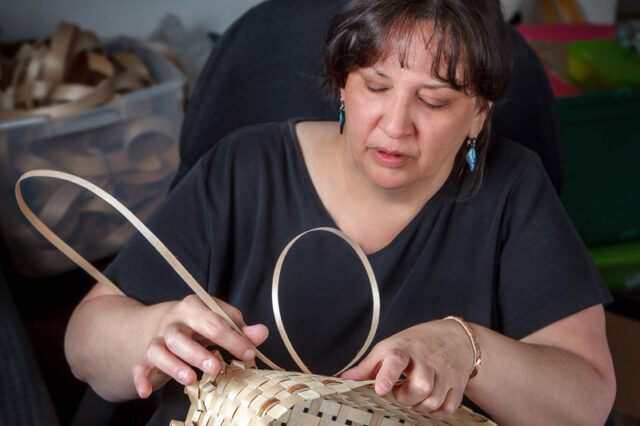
[466,304,615,425]
[341,304,615,425]
[64,282,268,402]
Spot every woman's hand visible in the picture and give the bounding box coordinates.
[132,294,268,398]
[339,320,474,417]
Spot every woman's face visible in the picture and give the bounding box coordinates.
[340,31,489,193]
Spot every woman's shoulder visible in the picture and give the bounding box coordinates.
[484,136,547,190]
[209,118,335,157]
[295,120,338,141]
[217,120,294,149]
[459,137,554,210]
[192,119,328,192]
[294,119,340,162]
[196,119,299,168]
[487,137,539,172]
[215,118,339,177]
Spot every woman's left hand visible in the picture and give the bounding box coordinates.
[339,320,475,417]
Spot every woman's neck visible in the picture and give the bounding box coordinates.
[296,121,447,253]
[336,134,444,214]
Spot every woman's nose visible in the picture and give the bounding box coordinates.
[379,95,414,139]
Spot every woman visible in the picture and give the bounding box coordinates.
[65,0,616,424]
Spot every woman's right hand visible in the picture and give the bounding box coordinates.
[132,294,268,398]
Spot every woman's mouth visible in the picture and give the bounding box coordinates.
[371,148,410,168]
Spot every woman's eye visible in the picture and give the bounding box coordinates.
[420,98,446,109]
[366,84,386,93]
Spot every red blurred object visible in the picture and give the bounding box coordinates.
[515,24,617,97]
[516,24,616,42]
[546,70,583,97]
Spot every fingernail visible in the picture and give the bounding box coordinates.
[378,379,392,393]
[242,349,254,360]
[202,358,214,373]
[177,369,190,384]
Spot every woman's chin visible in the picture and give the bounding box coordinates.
[366,170,413,192]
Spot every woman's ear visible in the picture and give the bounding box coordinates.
[469,101,492,138]
[339,87,345,101]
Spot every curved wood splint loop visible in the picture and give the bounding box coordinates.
[272,227,380,375]
[15,170,381,375]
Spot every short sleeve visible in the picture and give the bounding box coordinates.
[497,154,612,339]
[104,144,228,305]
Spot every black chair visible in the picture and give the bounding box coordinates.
[172,0,563,193]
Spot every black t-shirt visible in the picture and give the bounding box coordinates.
[105,119,611,424]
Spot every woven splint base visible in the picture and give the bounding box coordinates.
[170,353,495,426]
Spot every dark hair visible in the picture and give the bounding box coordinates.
[324,0,512,195]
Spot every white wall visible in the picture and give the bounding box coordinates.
[0,0,265,42]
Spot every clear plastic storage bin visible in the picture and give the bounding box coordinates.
[0,48,185,276]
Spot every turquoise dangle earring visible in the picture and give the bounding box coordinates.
[466,137,477,172]
[339,100,345,134]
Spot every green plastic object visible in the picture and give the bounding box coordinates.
[568,40,640,92]
[558,89,640,247]
[589,240,640,290]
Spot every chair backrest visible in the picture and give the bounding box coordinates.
[172,0,563,194]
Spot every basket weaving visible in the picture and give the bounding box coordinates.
[15,170,496,426]
[171,353,493,426]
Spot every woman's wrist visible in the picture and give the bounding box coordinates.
[443,316,482,379]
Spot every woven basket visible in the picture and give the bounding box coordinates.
[170,352,494,426]
[15,171,496,426]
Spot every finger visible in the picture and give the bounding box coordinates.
[195,324,268,349]
[178,296,256,361]
[339,353,382,381]
[215,298,247,328]
[179,295,246,330]
[187,312,258,361]
[413,373,449,413]
[242,324,269,346]
[393,365,435,407]
[132,363,175,398]
[132,362,159,399]
[163,324,222,374]
[146,336,197,386]
[429,388,465,418]
[374,349,410,395]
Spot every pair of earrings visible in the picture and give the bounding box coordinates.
[338,100,478,172]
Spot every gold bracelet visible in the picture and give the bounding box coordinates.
[443,316,482,379]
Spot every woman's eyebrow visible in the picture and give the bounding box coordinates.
[420,82,451,90]
[370,67,451,90]
[371,67,389,78]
